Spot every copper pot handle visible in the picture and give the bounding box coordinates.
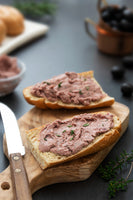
[97,0,108,13]
[84,18,97,41]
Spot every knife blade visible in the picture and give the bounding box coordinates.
[0,103,32,200]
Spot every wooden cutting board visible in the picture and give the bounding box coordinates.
[0,102,129,200]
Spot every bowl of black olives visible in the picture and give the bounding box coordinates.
[98,0,133,55]
[85,0,133,56]
[99,1,133,35]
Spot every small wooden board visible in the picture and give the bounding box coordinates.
[0,102,129,200]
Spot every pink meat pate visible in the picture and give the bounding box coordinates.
[0,55,20,78]
[31,72,106,106]
[39,112,114,156]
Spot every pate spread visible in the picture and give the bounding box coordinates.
[0,55,20,78]
[39,112,114,156]
[31,72,106,106]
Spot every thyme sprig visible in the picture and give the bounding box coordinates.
[98,150,133,198]
[99,150,133,181]
[13,0,56,17]
[108,177,133,199]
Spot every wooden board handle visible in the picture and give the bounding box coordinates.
[10,153,32,200]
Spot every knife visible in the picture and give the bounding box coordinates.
[0,103,32,200]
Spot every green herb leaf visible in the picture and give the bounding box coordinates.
[58,82,62,88]
[68,125,72,127]
[79,90,83,95]
[43,81,50,85]
[83,123,89,127]
[62,130,66,133]
[56,134,61,137]
[70,136,74,141]
[44,137,47,141]
[86,86,89,90]
[70,130,74,135]
[84,78,87,81]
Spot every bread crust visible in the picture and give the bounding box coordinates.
[0,6,24,36]
[26,111,121,169]
[23,71,115,110]
[0,19,6,44]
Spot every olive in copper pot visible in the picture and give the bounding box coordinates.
[110,20,118,27]
[119,19,133,32]
[118,5,127,13]
[121,83,133,96]
[123,9,133,22]
[114,12,123,21]
[112,26,119,31]
[111,66,125,79]
[101,10,111,22]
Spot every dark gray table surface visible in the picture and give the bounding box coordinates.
[0,0,133,199]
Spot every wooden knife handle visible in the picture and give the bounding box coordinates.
[10,153,32,200]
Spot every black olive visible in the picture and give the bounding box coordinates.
[109,20,119,31]
[114,13,123,21]
[119,19,133,32]
[118,5,127,13]
[121,83,133,96]
[110,20,118,27]
[122,56,133,68]
[101,10,111,22]
[111,66,125,79]
[123,9,133,22]
[112,26,119,31]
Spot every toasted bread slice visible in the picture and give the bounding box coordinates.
[23,71,115,109]
[26,111,121,169]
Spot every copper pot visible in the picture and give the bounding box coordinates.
[84,0,133,56]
